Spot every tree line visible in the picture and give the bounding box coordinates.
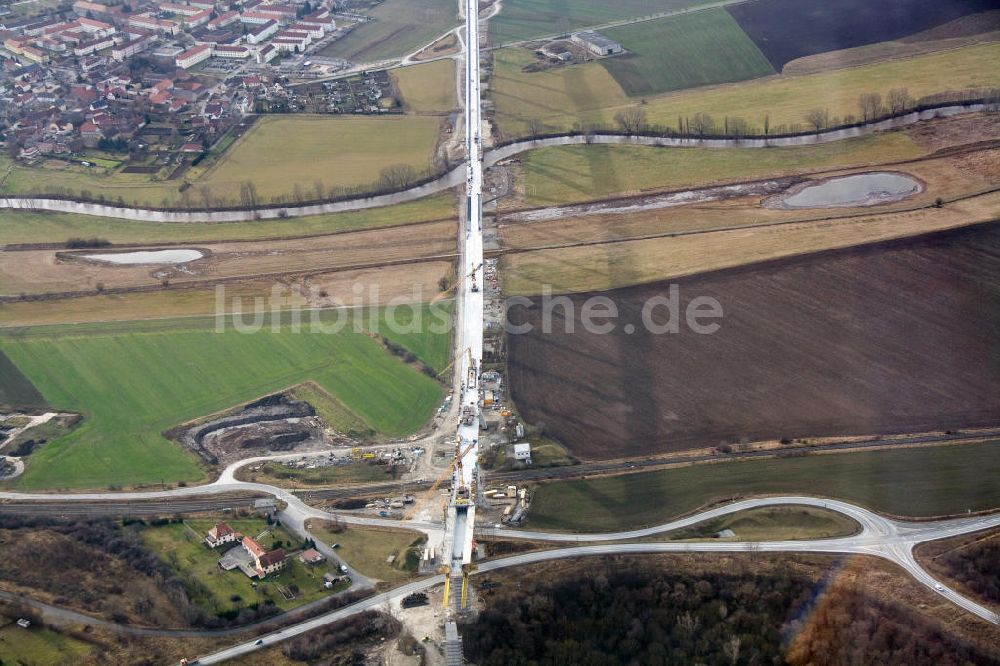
[462,557,999,665]
[512,87,1000,141]
[10,160,452,212]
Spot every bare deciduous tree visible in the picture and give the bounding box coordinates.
[858,92,884,122]
[805,107,829,133]
[887,88,913,114]
[690,112,715,137]
[613,107,648,135]
[239,181,258,207]
[728,116,750,138]
[987,88,1000,114]
[379,164,418,190]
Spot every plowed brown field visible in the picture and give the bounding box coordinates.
[507,223,1000,459]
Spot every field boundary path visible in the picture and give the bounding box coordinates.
[0,103,984,223]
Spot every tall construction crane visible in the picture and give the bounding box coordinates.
[433,262,483,301]
[433,346,472,380]
[401,439,478,522]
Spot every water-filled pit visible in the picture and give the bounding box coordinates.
[771,172,922,209]
[81,249,204,265]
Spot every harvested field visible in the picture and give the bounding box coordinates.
[0,219,456,296]
[393,60,457,114]
[507,223,1000,460]
[601,9,774,96]
[202,115,442,202]
[0,260,455,327]
[505,187,1000,294]
[317,0,456,62]
[727,0,1000,70]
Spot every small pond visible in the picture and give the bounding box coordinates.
[82,249,204,265]
[775,172,922,209]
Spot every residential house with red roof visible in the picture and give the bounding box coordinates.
[205,522,237,547]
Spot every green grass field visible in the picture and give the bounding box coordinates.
[489,0,710,43]
[0,309,448,490]
[0,115,443,207]
[365,300,454,371]
[393,60,457,114]
[308,522,425,582]
[290,382,372,437]
[661,506,860,541]
[492,40,1000,137]
[526,441,1000,532]
[519,131,923,206]
[141,520,339,616]
[319,0,457,61]
[0,625,93,664]
[0,194,455,246]
[601,10,774,96]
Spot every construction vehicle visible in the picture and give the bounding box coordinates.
[468,261,482,293]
